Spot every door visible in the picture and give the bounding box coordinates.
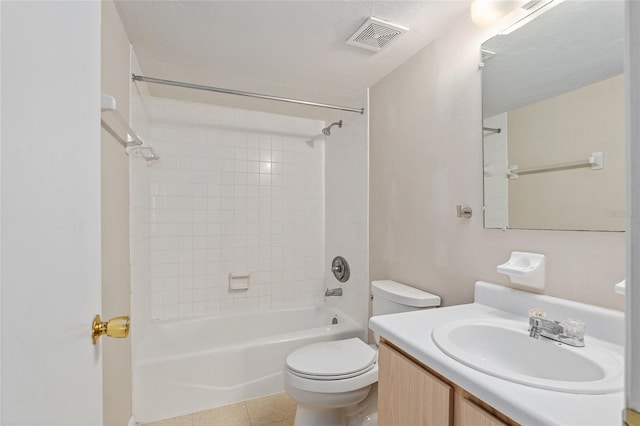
[627,0,640,424]
[1,1,103,424]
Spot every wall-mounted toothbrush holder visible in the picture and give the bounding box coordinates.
[497,251,546,289]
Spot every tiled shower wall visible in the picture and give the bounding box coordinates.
[146,98,326,320]
[324,91,370,332]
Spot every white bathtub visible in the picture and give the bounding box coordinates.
[133,306,364,423]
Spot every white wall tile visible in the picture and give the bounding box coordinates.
[324,91,370,335]
[145,97,326,319]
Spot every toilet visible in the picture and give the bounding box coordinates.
[283,280,441,426]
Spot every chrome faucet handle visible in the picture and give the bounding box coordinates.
[330,256,350,283]
[528,309,547,339]
[562,318,586,341]
[528,316,543,338]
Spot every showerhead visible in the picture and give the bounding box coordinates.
[322,120,343,136]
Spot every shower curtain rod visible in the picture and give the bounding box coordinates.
[132,74,365,115]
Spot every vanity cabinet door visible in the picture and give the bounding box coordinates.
[454,391,509,426]
[379,341,453,426]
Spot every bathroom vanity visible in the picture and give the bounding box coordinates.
[379,340,516,425]
[370,282,625,426]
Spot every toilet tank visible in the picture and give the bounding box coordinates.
[371,280,440,316]
[371,280,440,344]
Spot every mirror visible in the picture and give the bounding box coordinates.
[481,1,625,231]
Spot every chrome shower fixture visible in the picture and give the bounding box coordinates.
[322,120,343,136]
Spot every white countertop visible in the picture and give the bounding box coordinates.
[369,282,624,426]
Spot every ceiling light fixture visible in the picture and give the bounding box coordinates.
[470,0,503,27]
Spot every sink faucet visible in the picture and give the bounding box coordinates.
[325,287,343,297]
[528,314,585,347]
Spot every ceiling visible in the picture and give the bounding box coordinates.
[115,1,470,120]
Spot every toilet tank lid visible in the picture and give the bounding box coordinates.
[371,280,441,307]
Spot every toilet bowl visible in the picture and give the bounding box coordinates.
[284,338,378,426]
[283,280,440,426]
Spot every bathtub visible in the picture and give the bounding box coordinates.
[133,306,364,423]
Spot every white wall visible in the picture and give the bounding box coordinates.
[130,52,153,357]
[0,2,4,420]
[370,10,625,311]
[145,98,326,320]
[1,1,103,424]
[324,91,370,332]
[101,1,134,422]
[626,0,640,415]
[1,2,4,421]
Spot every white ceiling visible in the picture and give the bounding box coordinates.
[115,1,469,120]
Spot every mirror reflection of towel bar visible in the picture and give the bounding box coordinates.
[508,151,603,179]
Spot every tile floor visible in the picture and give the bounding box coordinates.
[143,392,296,426]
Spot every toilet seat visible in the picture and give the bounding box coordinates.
[286,338,376,381]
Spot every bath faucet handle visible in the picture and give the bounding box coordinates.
[330,256,350,283]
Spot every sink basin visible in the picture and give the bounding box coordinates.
[432,318,623,394]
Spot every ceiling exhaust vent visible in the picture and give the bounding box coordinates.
[346,17,409,53]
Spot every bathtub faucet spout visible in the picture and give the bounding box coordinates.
[325,287,343,297]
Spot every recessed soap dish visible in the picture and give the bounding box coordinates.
[497,252,546,289]
[229,272,250,290]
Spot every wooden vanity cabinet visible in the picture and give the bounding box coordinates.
[378,341,453,425]
[378,340,518,426]
[454,391,509,426]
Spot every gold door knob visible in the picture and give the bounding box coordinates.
[92,314,130,345]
